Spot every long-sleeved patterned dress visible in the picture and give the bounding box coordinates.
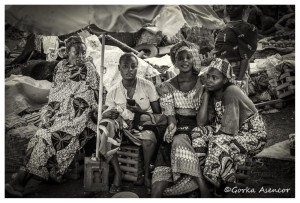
[20,59,100,182]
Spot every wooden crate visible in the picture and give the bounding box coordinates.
[235,157,253,186]
[275,72,295,90]
[268,72,295,99]
[117,145,144,183]
[276,86,295,99]
[83,157,109,192]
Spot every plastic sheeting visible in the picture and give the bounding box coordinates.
[255,140,295,161]
[83,35,160,91]
[5,5,224,36]
[5,75,51,116]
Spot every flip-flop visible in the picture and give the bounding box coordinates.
[109,184,121,194]
[5,184,23,198]
[146,186,151,195]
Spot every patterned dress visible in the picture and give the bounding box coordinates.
[20,59,100,182]
[191,85,267,187]
[152,77,205,196]
[214,20,258,93]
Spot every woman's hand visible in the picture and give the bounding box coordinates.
[124,119,133,130]
[102,109,120,120]
[203,88,212,98]
[126,102,143,113]
[163,122,177,143]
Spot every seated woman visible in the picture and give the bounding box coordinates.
[151,41,211,198]
[98,53,162,194]
[191,58,267,193]
[5,36,100,197]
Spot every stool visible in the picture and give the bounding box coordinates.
[117,144,144,183]
[65,148,85,180]
[234,157,254,187]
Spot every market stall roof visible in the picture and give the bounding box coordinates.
[5,5,224,36]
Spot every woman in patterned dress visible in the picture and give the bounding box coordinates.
[214,5,258,94]
[191,58,267,191]
[5,36,100,197]
[151,41,211,197]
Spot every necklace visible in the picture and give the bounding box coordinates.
[177,76,189,98]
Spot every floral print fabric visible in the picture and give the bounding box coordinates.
[20,59,100,181]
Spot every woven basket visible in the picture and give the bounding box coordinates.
[5,125,38,173]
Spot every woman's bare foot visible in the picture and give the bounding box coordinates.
[144,177,152,195]
[5,183,23,197]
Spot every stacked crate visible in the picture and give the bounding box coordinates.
[117,145,144,183]
[269,69,295,99]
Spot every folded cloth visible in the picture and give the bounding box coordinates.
[42,36,59,61]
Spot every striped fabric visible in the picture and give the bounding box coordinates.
[159,82,202,116]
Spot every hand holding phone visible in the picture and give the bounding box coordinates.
[127,99,136,106]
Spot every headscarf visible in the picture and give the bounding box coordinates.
[170,40,201,72]
[207,58,234,79]
[65,36,84,52]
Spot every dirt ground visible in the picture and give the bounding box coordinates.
[5,101,295,198]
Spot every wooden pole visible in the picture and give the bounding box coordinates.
[105,34,140,55]
[95,34,105,159]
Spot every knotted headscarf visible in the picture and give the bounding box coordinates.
[170,40,201,73]
[207,58,234,79]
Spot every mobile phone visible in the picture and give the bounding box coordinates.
[127,99,136,106]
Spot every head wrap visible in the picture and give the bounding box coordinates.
[65,36,85,52]
[207,58,234,79]
[170,40,201,72]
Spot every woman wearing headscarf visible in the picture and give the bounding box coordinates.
[214,5,258,94]
[5,36,100,197]
[151,40,211,197]
[191,58,267,192]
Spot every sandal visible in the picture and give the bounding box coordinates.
[109,184,121,194]
[5,184,23,198]
[146,186,152,195]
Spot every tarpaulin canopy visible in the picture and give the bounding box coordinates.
[5,5,224,36]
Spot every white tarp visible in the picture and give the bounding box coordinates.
[83,35,160,91]
[5,5,224,36]
[5,75,51,116]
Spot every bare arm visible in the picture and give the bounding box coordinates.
[275,13,294,31]
[196,91,210,126]
[150,100,162,114]
[237,59,249,80]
